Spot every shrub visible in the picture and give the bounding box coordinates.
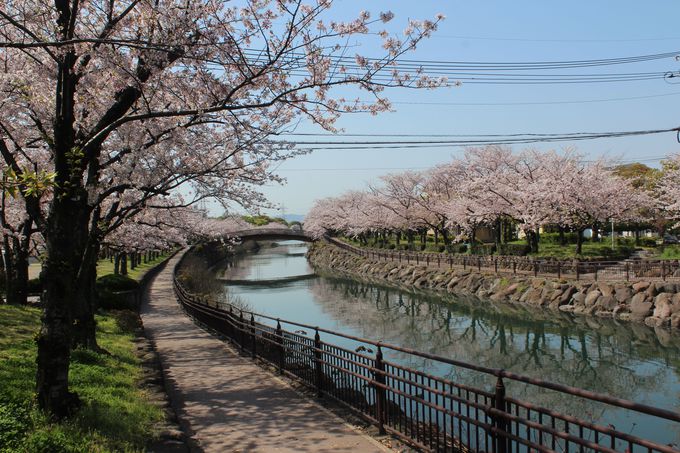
[388,244,396,250]
[438,245,446,253]
[420,244,427,251]
[96,274,140,309]
[469,243,496,256]
[540,232,581,244]
[638,237,658,247]
[497,243,530,256]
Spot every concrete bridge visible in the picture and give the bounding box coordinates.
[222,227,314,243]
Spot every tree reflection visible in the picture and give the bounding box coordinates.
[307,275,680,443]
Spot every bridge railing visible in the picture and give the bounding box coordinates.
[222,227,313,241]
[173,254,680,453]
[327,238,680,282]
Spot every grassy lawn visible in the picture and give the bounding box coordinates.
[0,305,164,452]
[97,252,173,281]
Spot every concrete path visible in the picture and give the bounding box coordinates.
[141,252,388,453]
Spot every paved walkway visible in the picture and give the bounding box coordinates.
[141,252,387,453]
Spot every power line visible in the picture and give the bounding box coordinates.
[382,91,680,106]
[277,127,679,141]
[425,34,680,43]
[275,156,669,172]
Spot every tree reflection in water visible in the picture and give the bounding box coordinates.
[219,243,680,444]
[306,276,680,443]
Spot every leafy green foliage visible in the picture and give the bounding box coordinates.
[241,214,288,226]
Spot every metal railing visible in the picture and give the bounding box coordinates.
[328,238,680,283]
[173,263,680,452]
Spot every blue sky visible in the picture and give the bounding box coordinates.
[251,1,680,216]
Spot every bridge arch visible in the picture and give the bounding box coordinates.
[220,228,315,243]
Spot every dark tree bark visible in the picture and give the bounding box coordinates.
[114,254,121,275]
[4,236,30,305]
[576,229,585,255]
[558,226,566,246]
[71,242,102,352]
[121,254,128,275]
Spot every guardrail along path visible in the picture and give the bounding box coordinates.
[140,251,387,453]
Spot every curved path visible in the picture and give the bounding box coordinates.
[141,251,388,453]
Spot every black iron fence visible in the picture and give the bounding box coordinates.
[173,266,680,452]
[328,238,680,283]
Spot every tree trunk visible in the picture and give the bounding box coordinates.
[406,230,414,250]
[36,196,87,417]
[576,229,584,255]
[592,224,600,242]
[526,230,539,254]
[71,241,101,351]
[495,218,501,247]
[3,224,31,306]
[114,254,121,275]
[395,231,400,246]
[634,226,640,246]
[558,226,566,246]
[121,254,128,275]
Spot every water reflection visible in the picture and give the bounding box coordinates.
[220,241,680,444]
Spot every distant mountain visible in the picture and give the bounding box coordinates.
[281,214,305,223]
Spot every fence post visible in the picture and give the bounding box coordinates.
[228,306,234,339]
[239,310,245,352]
[595,265,598,281]
[576,261,580,281]
[478,256,481,271]
[463,256,467,270]
[250,314,256,359]
[375,344,387,435]
[533,260,538,278]
[557,262,561,279]
[426,255,429,266]
[438,256,440,268]
[276,320,284,374]
[512,261,516,275]
[314,328,323,398]
[493,376,509,453]
[449,256,452,269]
[626,262,630,282]
[494,258,498,274]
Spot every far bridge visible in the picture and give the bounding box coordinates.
[222,227,314,243]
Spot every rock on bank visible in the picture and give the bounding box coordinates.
[307,241,680,330]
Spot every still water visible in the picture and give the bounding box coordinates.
[220,241,680,445]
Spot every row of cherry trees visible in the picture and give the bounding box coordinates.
[306,146,665,253]
[0,0,444,416]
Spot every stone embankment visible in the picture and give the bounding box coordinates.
[308,242,680,330]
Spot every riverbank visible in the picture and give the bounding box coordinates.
[308,241,680,330]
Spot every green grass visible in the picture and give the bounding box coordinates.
[0,305,164,452]
[340,236,635,260]
[96,253,172,281]
[656,245,680,260]
[507,240,633,260]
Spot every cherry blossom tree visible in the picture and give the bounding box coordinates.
[656,155,680,230]
[0,0,445,415]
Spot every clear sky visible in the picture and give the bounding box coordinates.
[240,1,680,217]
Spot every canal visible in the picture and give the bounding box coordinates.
[218,240,680,446]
